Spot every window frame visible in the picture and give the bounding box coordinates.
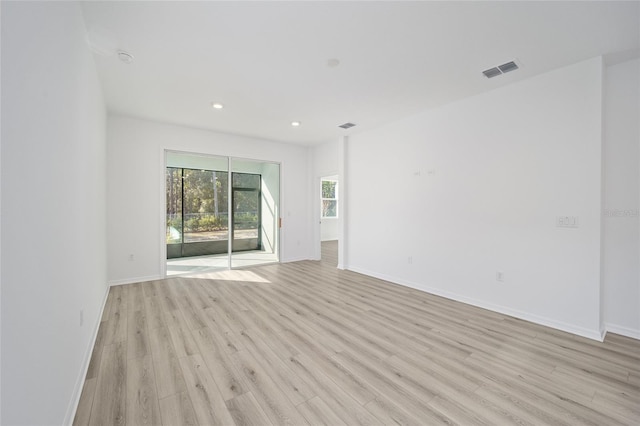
[321,179,339,219]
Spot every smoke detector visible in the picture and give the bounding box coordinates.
[338,122,356,129]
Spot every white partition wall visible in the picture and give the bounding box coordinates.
[346,57,605,340]
[1,3,108,424]
[602,58,640,338]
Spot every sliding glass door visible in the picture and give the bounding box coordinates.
[165,151,279,274]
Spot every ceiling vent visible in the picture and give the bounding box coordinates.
[482,67,502,79]
[498,61,518,74]
[483,60,520,78]
[339,122,356,129]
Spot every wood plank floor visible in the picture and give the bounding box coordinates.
[75,241,640,425]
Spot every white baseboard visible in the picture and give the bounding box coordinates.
[63,284,111,425]
[108,274,162,286]
[348,265,604,342]
[337,259,350,270]
[605,323,640,340]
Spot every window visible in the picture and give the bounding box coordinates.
[321,179,338,218]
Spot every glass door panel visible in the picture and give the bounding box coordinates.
[165,152,229,275]
[232,172,260,252]
[182,169,229,255]
[231,159,280,268]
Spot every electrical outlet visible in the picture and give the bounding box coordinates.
[496,271,504,282]
[128,254,134,261]
[408,256,413,264]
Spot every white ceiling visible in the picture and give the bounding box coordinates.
[81,1,640,146]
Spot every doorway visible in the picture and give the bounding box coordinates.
[320,175,339,266]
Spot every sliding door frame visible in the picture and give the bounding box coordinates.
[161,149,281,277]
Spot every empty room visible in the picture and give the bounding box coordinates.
[1,1,639,425]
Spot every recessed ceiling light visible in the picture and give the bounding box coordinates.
[291,121,301,127]
[117,50,134,64]
[211,102,224,109]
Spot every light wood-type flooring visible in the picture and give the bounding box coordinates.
[75,241,640,425]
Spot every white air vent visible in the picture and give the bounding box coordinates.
[339,122,356,129]
[483,60,520,78]
[482,67,502,78]
[498,61,518,74]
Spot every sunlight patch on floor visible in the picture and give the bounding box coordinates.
[166,250,278,276]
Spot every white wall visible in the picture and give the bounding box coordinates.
[167,151,229,170]
[602,58,640,338]
[321,218,339,241]
[314,139,340,178]
[107,115,311,284]
[1,2,107,424]
[347,57,604,339]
